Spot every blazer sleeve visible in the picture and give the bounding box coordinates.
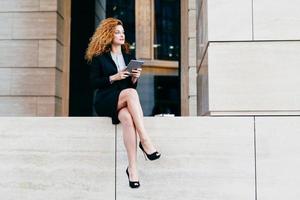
[89,56,111,90]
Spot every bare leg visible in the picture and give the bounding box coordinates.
[118,107,139,181]
[117,89,157,154]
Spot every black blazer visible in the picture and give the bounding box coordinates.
[89,51,137,124]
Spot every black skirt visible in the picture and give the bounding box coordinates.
[94,87,122,124]
[89,51,137,124]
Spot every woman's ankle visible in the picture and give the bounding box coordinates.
[128,164,137,171]
[140,137,151,144]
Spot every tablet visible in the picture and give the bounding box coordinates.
[126,59,144,72]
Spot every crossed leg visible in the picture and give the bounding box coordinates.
[118,107,138,181]
[117,88,157,181]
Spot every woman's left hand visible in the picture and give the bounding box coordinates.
[130,68,142,84]
[131,68,142,78]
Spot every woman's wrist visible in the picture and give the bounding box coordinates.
[131,77,138,84]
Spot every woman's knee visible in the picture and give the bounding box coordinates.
[118,108,134,127]
[121,88,138,100]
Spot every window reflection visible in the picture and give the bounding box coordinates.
[137,75,180,116]
[154,0,180,60]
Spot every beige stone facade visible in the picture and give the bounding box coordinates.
[0,0,197,116]
[3,0,298,117]
[197,0,300,115]
[0,0,71,116]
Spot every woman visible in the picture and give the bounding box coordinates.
[85,18,161,189]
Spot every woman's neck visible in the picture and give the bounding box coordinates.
[111,44,122,54]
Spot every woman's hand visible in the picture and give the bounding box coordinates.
[109,70,130,83]
[131,68,142,83]
[131,68,142,78]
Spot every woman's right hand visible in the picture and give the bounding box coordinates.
[109,70,130,82]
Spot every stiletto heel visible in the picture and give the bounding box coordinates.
[126,167,140,189]
[142,151,148,161]
[139,141,161,161]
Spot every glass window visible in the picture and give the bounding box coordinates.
[154,0,180,61]
[106,0,136,55]
[152,75,180,116]
[136,74,180,116]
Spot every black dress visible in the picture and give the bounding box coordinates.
[89,51,137,124]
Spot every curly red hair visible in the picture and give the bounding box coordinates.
[85,18,130,62]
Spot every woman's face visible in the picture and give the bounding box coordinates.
[112,25,125,45]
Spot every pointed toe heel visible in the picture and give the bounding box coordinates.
[139,142,161,161]
[126,167,140,189]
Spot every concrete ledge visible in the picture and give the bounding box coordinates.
[0,117,115,200]
[256,116,300,200]
[116,117,255,200]
[1,116,300,199]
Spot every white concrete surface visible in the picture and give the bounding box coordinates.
[0,117,115,200]
[256,117,300,200]
[207,0,252,41]
[116,117,255,200]
[189,67,197,96]
[189,66,197,116]
[198,41,300,115]
[189,95,197,116]
[198,0,300,42]
[253,0,300,40]
[198,0,253,61]
[1,117,300,199]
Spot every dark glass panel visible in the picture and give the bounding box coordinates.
[154,0,180,60]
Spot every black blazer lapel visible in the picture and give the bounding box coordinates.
[104,52,118,72]
[104,50,132,70]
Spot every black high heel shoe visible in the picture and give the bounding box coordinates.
[126,167,140,189]
[139,141,161,161]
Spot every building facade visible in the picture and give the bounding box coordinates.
[1,1,300,199]
[0,0,71,116]
[197,0,300,116]
[0,0,198,117]
[0,0,299,117]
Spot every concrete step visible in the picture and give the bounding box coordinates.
[0,116,300,200]
[116,117,255,200]
[0,117,115,200]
